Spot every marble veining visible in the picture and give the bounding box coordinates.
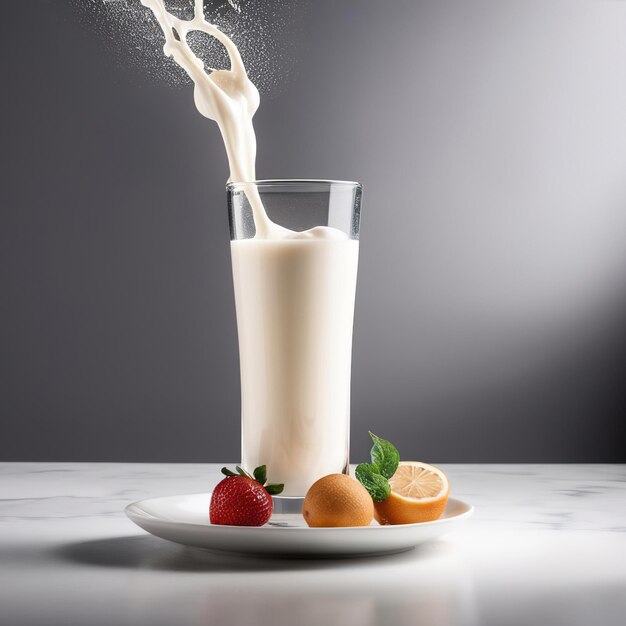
[1,463,625,531]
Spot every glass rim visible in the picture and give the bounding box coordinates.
[226,179,362,191]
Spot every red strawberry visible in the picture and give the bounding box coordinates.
[209,465,284,526]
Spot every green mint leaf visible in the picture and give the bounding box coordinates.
[355,463,391,501]
[236,465,253,479]
[369,432,400,480]
[265,483,284,495]
[253,465,267,485]
[221,467,237,477]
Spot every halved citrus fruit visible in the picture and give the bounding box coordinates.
[374,461,450,525]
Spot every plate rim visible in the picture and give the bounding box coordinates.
[125,492,474,531]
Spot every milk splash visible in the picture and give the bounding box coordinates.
[141,0,284,237]
[142,0,350,242]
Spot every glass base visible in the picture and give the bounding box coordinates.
[272,495,305,515]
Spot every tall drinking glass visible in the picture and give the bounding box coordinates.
[227,180,362,497]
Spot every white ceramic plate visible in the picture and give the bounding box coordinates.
[125,493,473,557]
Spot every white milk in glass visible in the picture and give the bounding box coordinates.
[232,235,358,495]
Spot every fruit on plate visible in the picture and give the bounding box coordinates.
[302,473,374,527]
[355,432,450,524]
[373,461,449,525]
[209,465,284,526]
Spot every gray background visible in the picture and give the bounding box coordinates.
[2,0,625,463]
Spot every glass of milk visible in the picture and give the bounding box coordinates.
[227,180,362,497]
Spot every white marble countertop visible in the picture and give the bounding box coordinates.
[1,463,624,626]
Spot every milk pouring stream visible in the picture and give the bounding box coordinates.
[142,0,359,495]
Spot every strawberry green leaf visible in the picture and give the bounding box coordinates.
[369,432,400,480]
[221,467,237,477]
[265,483,284,495]
[236,466,253,479]
[253,465,267,485]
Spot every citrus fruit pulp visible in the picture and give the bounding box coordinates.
[374,461,450,525]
